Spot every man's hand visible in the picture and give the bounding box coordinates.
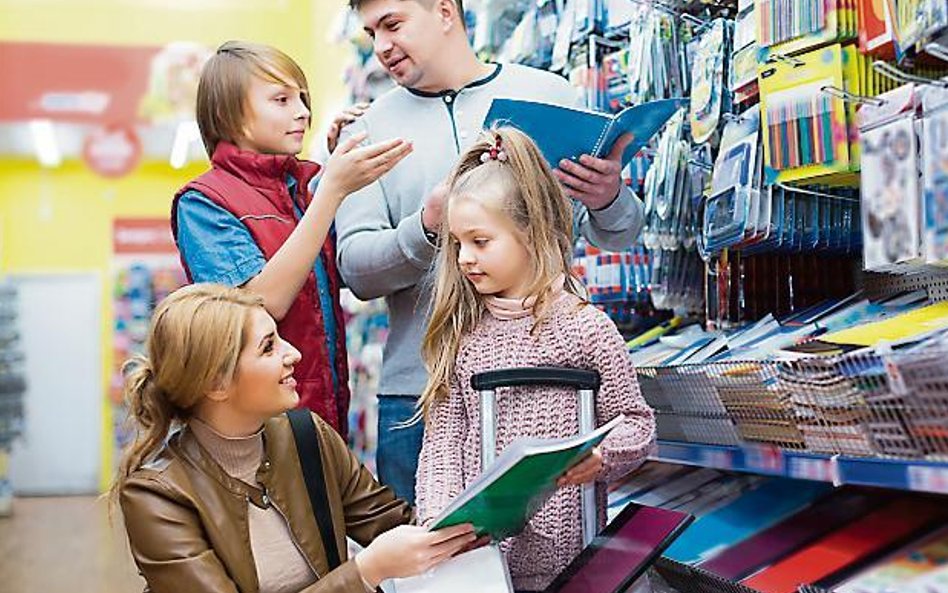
[553,132,635,210]
[421,182,449,233]
[327,102,370,153]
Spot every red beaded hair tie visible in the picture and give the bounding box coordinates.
[480,135,508,163]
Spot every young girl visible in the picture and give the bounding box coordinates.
[173,41,411,440]
[414,127,657,592]
[112,283,477,593]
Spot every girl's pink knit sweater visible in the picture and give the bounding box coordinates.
[415,292,656,591]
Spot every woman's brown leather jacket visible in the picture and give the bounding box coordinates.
[120,412,412,593]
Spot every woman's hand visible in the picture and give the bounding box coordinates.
[557,447,604,487]
[326,102,369,154]
[355,523,477,588]
[317,131,412,201]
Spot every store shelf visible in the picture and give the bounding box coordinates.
[652,440,948,495]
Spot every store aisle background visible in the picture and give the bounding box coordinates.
[0,1,354,590]
[0,497,143,592]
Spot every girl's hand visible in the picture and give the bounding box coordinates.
[557,447,604,487]
[355,523,477,588]
[326,102,369,153]
[318,132,412,199]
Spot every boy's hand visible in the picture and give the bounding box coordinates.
[326,102,369,153]
[557,447,604,487]
[320,132,412,198]
[553,133,635,210]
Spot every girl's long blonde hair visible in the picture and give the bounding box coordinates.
[108,283,264,505]
[418,126,584,420]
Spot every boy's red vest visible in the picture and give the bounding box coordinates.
[171,141,350,438]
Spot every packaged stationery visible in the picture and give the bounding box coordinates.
[859,84,924,271]
[922,85,948,263]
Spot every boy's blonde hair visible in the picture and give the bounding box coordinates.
[418,126,584,420]
[196,40,310,156]
[108,283,264,506]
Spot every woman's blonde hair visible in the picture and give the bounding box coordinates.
[418,126,584,420]
[196,40,311,156]
[108,284,264,505]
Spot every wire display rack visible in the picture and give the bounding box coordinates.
[639,348,948,461]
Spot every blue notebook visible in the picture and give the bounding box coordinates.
[662,478,832,565]
[483,97,686,168]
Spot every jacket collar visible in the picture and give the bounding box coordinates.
[175,418,332,580]
[210,141,321,209]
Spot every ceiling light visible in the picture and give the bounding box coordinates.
[169,120,200,169]
[29,119,61,168]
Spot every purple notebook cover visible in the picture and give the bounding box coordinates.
[546,504,693,593]
[698,490,886,580]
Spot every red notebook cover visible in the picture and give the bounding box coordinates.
[742,498,947,593]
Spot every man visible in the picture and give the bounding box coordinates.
[336,0,645,503]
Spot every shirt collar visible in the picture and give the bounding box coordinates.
[406,62,502,98]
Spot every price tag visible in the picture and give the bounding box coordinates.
[907,466,948,494]
[788,457,835,482]
[699,449,734,470]
[744,444,784,473]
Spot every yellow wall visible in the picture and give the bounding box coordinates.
[0,160,206,490]
[0,0,352,490]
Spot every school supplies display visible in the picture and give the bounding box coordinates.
[663,478,832,564]
[835,525,948,593]
[742,497,948,593]
[483,97,686,168]
[429,415,624,539]
[698,489,887,580]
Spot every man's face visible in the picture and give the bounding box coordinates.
[359,0,447,91]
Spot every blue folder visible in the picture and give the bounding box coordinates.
[484,97,686,168]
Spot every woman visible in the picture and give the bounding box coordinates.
[111,283,475,593]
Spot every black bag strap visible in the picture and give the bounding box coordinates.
[287,409,342,570]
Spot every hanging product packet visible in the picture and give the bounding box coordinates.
[886,0,948,56]
[703,105,762,254]
[857,0,896,58]
[921,83,948,264]
[643,108,687,249]
[858,83,925,271]
[690,19,732,145]
[759,45,849,183]
[758,43,895,184]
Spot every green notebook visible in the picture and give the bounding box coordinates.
[430,415,624,539]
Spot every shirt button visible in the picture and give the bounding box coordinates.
[444,95,453,104]
[261,493,270,506]
[460,131,468,139]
